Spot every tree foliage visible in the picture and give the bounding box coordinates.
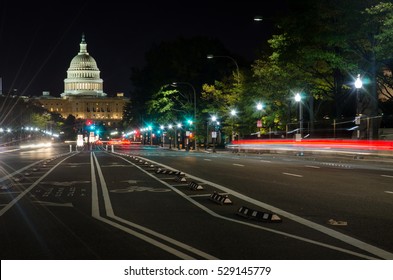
[128,36,231,129]
[248,0,393,138]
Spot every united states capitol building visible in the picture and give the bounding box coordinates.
[35,34,128,127]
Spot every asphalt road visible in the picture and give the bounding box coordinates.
[1,143,393,260]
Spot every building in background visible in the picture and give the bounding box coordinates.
[35,34,129,127]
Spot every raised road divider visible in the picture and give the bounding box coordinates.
[188,181,204,190]
[237,206,282,223]
[210,191,232,205]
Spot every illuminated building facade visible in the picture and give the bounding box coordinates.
[36,34,128,126]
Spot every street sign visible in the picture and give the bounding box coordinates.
[257,119,262,128]
[211,131,217,138]
[89,132,95,143]
[77,134,84,147]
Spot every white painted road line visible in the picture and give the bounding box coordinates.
[381,175,393,178]
[137,154,393,260]
[282,172,303,178]
[204,159,212,161]
[385,191,393,194]
[0,153,78,217]
[233,163,245,167]
[305,165,320,169]
[92,152,218,260]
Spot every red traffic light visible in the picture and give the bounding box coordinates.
[86,119,93,126]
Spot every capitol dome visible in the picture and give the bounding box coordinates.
[61,34,107,98]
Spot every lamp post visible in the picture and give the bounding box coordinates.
[211,115,218,153]
[230,109,237,141]
[171,82,197,151]
[160,125,165,147]
[148,125,152,145]
[295,93,303,139]
[256,102,264,137]
[354,74,363,139]
[168,124,173,149]
[206,54,240,82]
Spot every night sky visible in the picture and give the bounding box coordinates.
[0,0,288,97]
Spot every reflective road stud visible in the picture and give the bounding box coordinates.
[188,181,204,190]
[237,206,282,223]
[209,191,232,205]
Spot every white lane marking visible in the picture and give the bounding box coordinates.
[384,191,393,194]
[204,159,212,161]
[91,153,217,260]
[305,165,320,169]
[381,175,393,178]
[188,194,212,198]
[0,148,20,154]
[0,192,20,195]
[34,201,73,207]
[135,154,393,260]
[0,153,78,217]
[233,163,245,167]
[282,172,303,178]
[260,160,271,163]
[40,181,90,186]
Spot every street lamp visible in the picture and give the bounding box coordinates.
[160,125,165,146]
[230,109,237,141]
[171,82,197,151]
[295,93,303,139]
[168,124,173,149]
[176,122,182,150]
[256,102,264,137]
[253,15,263,22]
[354,74,363,139]
[206,54,240,82]
[210,115,219,153]
[354,74,363,116]
[148,125,153,145]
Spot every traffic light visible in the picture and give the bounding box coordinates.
[85,119,95,130]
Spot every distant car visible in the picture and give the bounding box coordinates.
[108,138,130,145]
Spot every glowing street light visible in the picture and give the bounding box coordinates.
[295,93,303,139]
[206,54,240,82]
[354,74,363,116]
[354,74,363,139]
[230,109,237,141]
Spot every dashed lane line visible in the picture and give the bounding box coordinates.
[305,165,320,169]
[282,172,303,178]
[129,154,393,260]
